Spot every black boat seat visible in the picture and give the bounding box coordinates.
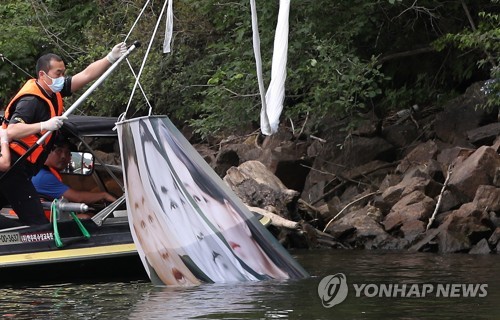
[0,213,23,229]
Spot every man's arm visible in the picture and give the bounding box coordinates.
[6,122,41,140]
[6,117,66,140]
[62,188,117,204]
[70,43,127,93]
[0,129,10,171]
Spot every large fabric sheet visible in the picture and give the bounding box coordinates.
[117,116,308,286]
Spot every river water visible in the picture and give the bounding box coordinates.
[1,249,499,319]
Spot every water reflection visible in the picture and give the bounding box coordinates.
[130,281,292,319]
[1,250,499,319]
[0,282,149,319]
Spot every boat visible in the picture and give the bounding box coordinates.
[0,115,147,285]
[0,0,310,285]
[0,115,274,285]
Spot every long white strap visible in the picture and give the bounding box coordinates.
[251,0,290,135]
[163,0,174,53]
[250,0,270,134]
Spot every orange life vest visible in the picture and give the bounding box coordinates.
[2,79,64,165]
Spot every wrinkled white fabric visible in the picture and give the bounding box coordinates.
[251,0,290,135]
[163,0,174,53]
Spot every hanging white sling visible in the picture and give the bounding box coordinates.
[250,0,290,136]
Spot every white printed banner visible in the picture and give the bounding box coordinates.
[117,116,308,286]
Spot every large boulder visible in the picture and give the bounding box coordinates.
[325,205,405,250]
[223,160,299,219]
[410,202,494,253]
[447,146,500,202]
[434,81,498,147]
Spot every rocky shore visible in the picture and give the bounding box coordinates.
[199,81,500,254]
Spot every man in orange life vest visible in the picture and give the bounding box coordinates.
[0,43,127,225]
[32,136,116,220]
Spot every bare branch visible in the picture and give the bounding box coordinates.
[322,191,381,232]
[426,164,453,231]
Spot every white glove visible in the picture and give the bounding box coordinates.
[0,128,8,143]
[40,116,67,132]
[106,42,127,64]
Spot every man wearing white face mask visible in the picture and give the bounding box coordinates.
[0,42,127,225]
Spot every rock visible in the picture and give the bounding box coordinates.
[448,146,500,202]
[408,227,442,253]
[469,238,491,254]
[488,228,500,247]
[494,167,500,187]
[410,198,496,254]
[213,143,253,177]
[337,136,397,167]
[301,135,396,204]
[490,212,500,228]
[439,190,462,213]
[400,219,426,244]
[467,122,500,147]
[434,82,497,147]
[436,147,474,172]
[378,174,402,192]
[204,81,500,255]
[93,150,121,165]
[382,190,435,232]
[437,203,493,253]
[396,140,439,173]
[472,185,500,212]
[383,122,419,148]
[326,206,405,250]
[378,184,404,211]
[223,160,299,219]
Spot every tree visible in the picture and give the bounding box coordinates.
[2,0,497,141]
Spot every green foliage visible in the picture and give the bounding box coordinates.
[434,0,499,110]
[0,1,44,102]
[286,37,387,131]
[1,0,498,140]
[185,0,388,138]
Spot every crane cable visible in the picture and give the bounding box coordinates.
[123,0,173,119]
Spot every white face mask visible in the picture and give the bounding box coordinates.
[43,71,65,93]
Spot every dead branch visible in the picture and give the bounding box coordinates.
[297,111,309,138]
[246,205,299,229]
[426,164,453,231]
[311,161,398,205]
[322,191,381,232]
[297,198,321,214]
[378,47,436,64]
[310,135,326,143]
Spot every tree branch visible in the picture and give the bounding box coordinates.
[426,164,452,231]
[378,47,436,64]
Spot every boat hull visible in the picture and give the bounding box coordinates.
[0,217,147,286]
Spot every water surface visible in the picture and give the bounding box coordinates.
[1,250,498,319]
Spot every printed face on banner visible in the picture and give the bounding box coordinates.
[121,125,200,286]
[139,128,256,283]
[155,124,289,280]
[118,117,308,285]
